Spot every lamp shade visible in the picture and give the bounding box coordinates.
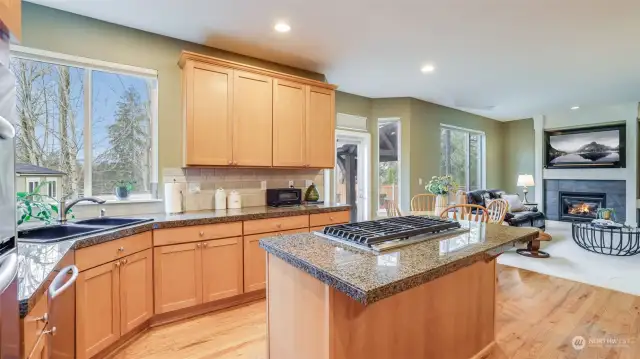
[517,174,535,187]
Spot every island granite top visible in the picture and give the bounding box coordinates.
[17,203,349,317]
[260,221,539,305]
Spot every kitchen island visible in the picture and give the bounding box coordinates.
[260,220,540,359]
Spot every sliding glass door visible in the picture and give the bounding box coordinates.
[440,126,485,191]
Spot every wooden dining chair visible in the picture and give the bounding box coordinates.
[440,204,489,223]
[486,199,508,224]
[384,199,402,217]
[410,194,436,212]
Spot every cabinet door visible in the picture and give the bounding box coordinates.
[184,61,233,166]
[0,0,21,40]
[120,249,153,335]
[154,243,203,314]
[244,228,309,292]
[273,79,306,167]
[27,332,47,359]
[306,86,335,168]
[201,237,243,302]
[232,71,273,166]
[76,261,120,359]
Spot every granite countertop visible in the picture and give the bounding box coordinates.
[17,203,349,317]
[260,221,540,305]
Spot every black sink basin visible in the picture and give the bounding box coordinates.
[18,217,153,243]
[18,225,105,243]
[75,217,152,227]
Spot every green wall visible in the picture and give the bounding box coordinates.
[502,118,535,198]
[20,3,325,174]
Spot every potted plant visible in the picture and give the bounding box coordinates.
[16,181,73,225]
[115,180,136,200]
[426,175,457,209]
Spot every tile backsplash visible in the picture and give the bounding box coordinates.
[163,167,325,211]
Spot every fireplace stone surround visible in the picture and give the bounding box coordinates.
[544,180,626,222]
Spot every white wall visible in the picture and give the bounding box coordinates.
[533,102,638,225]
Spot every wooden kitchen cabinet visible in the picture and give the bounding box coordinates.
[201,237,243,303]
[154,243,202,314]
[179,52,337,169]
[306,86,336,168]
[232,70,273,167]
[0,0,21,40]
[76,261,120,359]
[28,329,47,359]
[183,61,233,166]
[244,228,309,293]
[273,79,306,167]
[119,249,153,335]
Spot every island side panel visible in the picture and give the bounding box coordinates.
[330,259,496,359]
[267,254,330,359]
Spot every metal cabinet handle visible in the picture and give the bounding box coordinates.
[199,231,204,236]
[115,261,121,267]
[329,216,334,221]
[118,247,125,252]
[228,160,233,165]
[196,243,201,248]
[276,223,282,228]
[43,327,57,336]
[48,265,78,300]
[122,259,128,265]
[35,313,48,323]
[203,242,208,247]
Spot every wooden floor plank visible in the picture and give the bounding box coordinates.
[112,265,639,359]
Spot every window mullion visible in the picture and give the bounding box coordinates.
[83,69,92,198]
[465,132,470,191]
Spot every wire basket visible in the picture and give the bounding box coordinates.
[572,222,640,256]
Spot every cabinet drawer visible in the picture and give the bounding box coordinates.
[22,293,48,358]
[153,222,242,246]
[309,211,350,227]
[76,232,152,272]
[243,215,309,235]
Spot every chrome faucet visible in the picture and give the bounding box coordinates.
[58,197,107,223]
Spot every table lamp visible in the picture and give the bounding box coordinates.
[517,175,535,204]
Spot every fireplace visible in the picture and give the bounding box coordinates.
[559,191,606,222]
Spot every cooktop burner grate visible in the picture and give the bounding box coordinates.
[322,216,461,246]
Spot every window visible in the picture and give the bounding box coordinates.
[27,179,39,193]
[47,179,57,198]
[10,47,158,201]
[440,125,485,191]
[378,118,400,214]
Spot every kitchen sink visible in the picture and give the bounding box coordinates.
[74,217,153,227]
[18,224,106,243]
[18,217,153,243]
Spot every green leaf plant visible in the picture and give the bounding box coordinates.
[16,181,73,226]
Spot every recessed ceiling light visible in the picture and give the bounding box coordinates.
[571,106,580,110]
[274,22,291,33]
[421,65,435,73]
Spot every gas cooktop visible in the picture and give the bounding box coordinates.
[316,216,467,252]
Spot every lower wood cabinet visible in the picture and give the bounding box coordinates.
[76,249,153,359]
[154,237,243,314]
[28,329,48,359]
[244,228,309,293]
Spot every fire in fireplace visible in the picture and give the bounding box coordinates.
[559,191,606,222]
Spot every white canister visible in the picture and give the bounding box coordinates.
[228,190,242,209]
[215,188,227,210]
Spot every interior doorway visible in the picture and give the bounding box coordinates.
[334,129,371,222]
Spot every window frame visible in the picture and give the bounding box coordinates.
[440,124,486,192]
[10,45,160,201]
[26,178,39,194]
[377,117,401,216]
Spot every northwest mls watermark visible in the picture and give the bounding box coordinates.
[572,335,635,350]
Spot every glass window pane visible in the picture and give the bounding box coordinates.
[379,120,399,212]
[91,71,153,198]
[469,134,481,191]
[440,126,485,192]
[11,58,85,199]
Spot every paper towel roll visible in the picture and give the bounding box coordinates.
[164,183,184,214]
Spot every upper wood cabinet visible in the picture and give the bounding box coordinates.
[232,71,273,167]
[273,79,306,167]
[306,86,336,168]
[179,51,337,169]
[0,0,21,40]
[183,62,233,166]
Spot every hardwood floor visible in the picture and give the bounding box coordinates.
[112,265,640,359]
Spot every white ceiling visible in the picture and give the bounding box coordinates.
[27,0,640,120]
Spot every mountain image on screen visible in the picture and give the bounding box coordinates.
[548,130,620,164]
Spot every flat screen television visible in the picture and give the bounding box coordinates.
[545,124,626,169]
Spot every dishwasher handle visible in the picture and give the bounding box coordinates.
[48,265,78,300]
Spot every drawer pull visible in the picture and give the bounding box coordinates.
[196,243,202,248]
[118,247,125,252]
[121,259,128,265]
[35,313,48,323]
[203,242,208,247]
[199,231,205,236]
[329,216,334,221]
[115,261,121,267]
[276,223,282,228]
[43,327,57,336]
